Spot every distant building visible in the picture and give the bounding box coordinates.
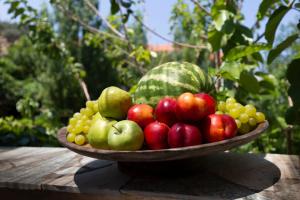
[147,44,176,52]
[147,43,223,63]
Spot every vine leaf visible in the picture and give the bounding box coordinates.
[257,0,280,20]
[265,6,290,45]
[219,62,256,80]
[208,29,223,51]
[212,10,230,31]
[239,71,260,93]
[110,0,120,14]
[225,44,270,61]
[267,34,299,64]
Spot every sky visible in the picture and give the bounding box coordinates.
[0,0,298,44]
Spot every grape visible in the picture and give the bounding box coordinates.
[215,111,223,114]
[239,113,249,123]
[83,108,94,117]
[248,117,257,126]
[67,125,73,132]
[229,108,240,119]
[226,103,235,111]
[86,101,94,109]
[82,125,90,134]
[73,124,82,134]
[67,133,76,143]
[234,103,245,113]
[218,101,226,112]
[235,119,241,128]
[239,123,250,134]
[80,108,86,114]
[255,112,265,123]
[81,115,88,121]
[86,119,92,126]
[77,119,83,127]
[75,134,86,145]
[226,97,236,104]
[69,127,76,134]
[73,112,81,119]
[69,117,77,125]
[245,104,256,117]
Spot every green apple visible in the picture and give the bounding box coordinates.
[87,119,117,149]
[98,86,132,120]
[108,120,144,151]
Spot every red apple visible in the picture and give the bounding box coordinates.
[127,104,155,128]
[155,97,177,127]
[168,123,202,148]
[144,121,169,150]
[202,114,237,143]
[176,92,216,122]
[194,93,216,115]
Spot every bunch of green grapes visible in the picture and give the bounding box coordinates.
[216,97,266,134]
[66,100,99,145]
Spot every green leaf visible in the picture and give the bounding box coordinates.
[110,0,120,14]
[256,72,278,91]
[236,24,253,38]
[265,6,290,45]
[239,71,259,93]
[285,106,300,125]
[208,29,223,51]
[222,19,235,34]
[13,8,25,18]
[252,52,264,63]
[219,62,256,80]
[286,58,300,85]
[295,3,300,8]
[120,0,132,8]
[212,10,230,31]
[267,34,299,64]
[257,0,279,20]
[225,44,271,61]
[8,1,20,14]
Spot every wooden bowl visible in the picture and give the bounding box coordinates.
[57,121,268,162]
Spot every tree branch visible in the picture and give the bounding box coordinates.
[190,0,211,16]
[254,33,265,43]
[132,14,209,50]
[116,0,146,74]
[78,78,91,101]
[56,4,126,42]
[83,0,126,39]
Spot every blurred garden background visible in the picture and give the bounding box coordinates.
[0,0,299,154]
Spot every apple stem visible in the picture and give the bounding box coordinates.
[112,125,121,134]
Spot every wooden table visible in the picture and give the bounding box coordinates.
[0,147,299,200]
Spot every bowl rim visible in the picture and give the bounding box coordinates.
[57,120,269,161]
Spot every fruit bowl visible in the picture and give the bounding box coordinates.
[57,120,268,162]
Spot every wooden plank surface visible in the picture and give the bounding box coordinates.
[0,147,299,200]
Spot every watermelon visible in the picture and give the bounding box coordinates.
[133,62,214,106]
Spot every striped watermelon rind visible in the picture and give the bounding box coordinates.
[133,62,214,106]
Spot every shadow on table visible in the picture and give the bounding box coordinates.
[74,152,280,199]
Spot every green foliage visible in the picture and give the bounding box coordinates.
[268,34,299,64]
[0,116,59,146]
[265,6,291,45]
[225,44,271,61]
